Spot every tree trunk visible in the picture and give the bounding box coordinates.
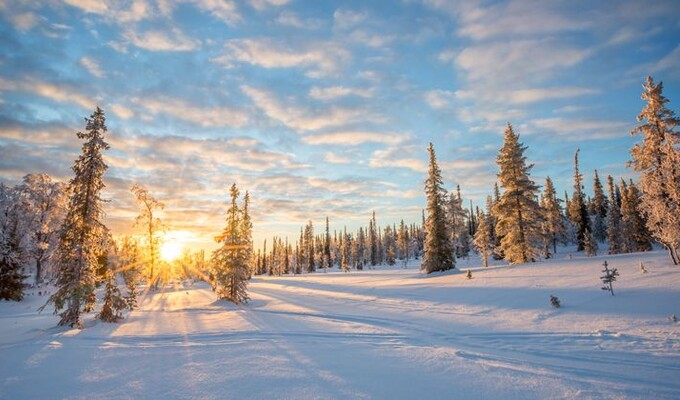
[35,258,42,285]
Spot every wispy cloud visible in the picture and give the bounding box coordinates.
[302,131,408,146]
[123,27,201,52]
[309,86,374,100]
[131,96,248,128]
[79,56,105,78]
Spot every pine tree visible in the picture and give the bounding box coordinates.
[541,176,565,256]
[422,143,455,273]
[42,107,110,327]
[568,149,591,251]
[369,211,378,266]
[324,217,331,270]
[341,227,350,272]
[447,186,470,258]
[494,123,543,264]
[384,225,396,266]
[620,180,653,253]
[0,184,28,301]
[584,227,598,256]
[591,170,608,243]
[604,177,623,257]
[473,211,494,268]
[630,76,680,264]
[96,270,126,322]
[118,236,141,309]
[211,184,250,304]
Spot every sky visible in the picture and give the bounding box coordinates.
[1,0,679,253]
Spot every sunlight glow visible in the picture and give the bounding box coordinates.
[160,240,183,262]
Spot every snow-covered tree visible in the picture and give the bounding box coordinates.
[211,184,250,304]
[384,224,396,266]
[494,123,543,265]
[568,149,590,252]
[606,176,624,255]
[42,107,110,327]
[620,180,652,253]
[473,211,494,268]
[17,174,69,285]
[630,76,680,264]
[397,219,409,263]
[422,143,455,273]
[0,184,28,301]
[369,211,378,267]
[96,270,126,322]
[541,176,566,256]
[447,186,470,258]
[324,217,331,271]
[584,227,598,256]
[591,170,608,243]
[118,236,141,309]
[131,184,166,288]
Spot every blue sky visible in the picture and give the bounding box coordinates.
[1,0,679,252]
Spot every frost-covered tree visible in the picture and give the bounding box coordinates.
[17,174,69,285]
[494,123,543,265]
[473,211,494,268]
[620,180,652,253]
[541,176,565,256]
[568,149,590,251]
[369,211,378,267]
[606,176,624,254]
[0,184,28,301]
[96,270,126,322]
[118,236,141,309]
[397,219,410,263]
[384,224,396,266]
[584,227,598,256]
[591,170,608,243]
[630,76,680,264]
[324,217,331,270]
[422,143,455,273]
[42,107,110,327]
[211,184,250,304]
[341,227,350,272]
[447,186,470,258]
[131,184,166,288]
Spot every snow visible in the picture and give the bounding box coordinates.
[2,249,680,399]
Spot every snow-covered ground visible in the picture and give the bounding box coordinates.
[2,249,680,399]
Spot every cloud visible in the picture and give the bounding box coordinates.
[123,27,200,52]
[455,86,599,105]
[131,96,248,127]
[194,0,240,24]
[530,118,632,140]
[213,38,349,78]
[302,131,408,146]
[109,103,134,119]
[424,90,454,109]
[1,78,95,109]
[242,86,377,132]
[369,146,426,172]
[324,152,351,164]
[250,0,289,11]
[333,8,367,30]
[637,44,680,77]
[79,56,105,78]
[309,86,374,100]
[10,11,38,31]
[275,11,322,29]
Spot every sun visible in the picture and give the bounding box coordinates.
[160,240,183,262]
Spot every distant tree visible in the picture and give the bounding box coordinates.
[118,236,141,309]
[0,184,28,301]
[17,174,69,285]
[211,184,250,304]
[384,225,396,266]
[369,211,378,266]
[620,180,652,253]
[568,149,590,251]
[630,76,680,264]
[473,211,494,268]
[550,295,561,308]
[494,123,543,264]
[131,184,166,288]
[96,270,126,322]
[584,227,598,256]
[341,227,350,272]
[447,186,470,258]
[324,217,331,271]
[606,176,624,255]
[591,170,608,243]
[541,176,566,256]
[422,143,455,273]
[397,219,409,263]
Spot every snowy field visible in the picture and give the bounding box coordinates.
[1,249,680,399]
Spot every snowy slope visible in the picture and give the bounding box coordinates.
[1,249,680,399]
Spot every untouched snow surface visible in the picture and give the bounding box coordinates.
[2,249,680,399]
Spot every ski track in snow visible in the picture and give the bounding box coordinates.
[1,250,680,399]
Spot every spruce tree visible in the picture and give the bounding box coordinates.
[422,143,455,273]
[369,211,378,266]
[211,184,250,304]
[324,217,331,270]
[494,123,543,264]
[541,176,566,256]
[606,176,624,254]
[620,180,653,253]
[473,212,494,268]
[591,170,608,243]
[568,149,591,251]
[0,184,28,301]
[630,76,680,264]
[96,270,126,322]
[42,107,110,328]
